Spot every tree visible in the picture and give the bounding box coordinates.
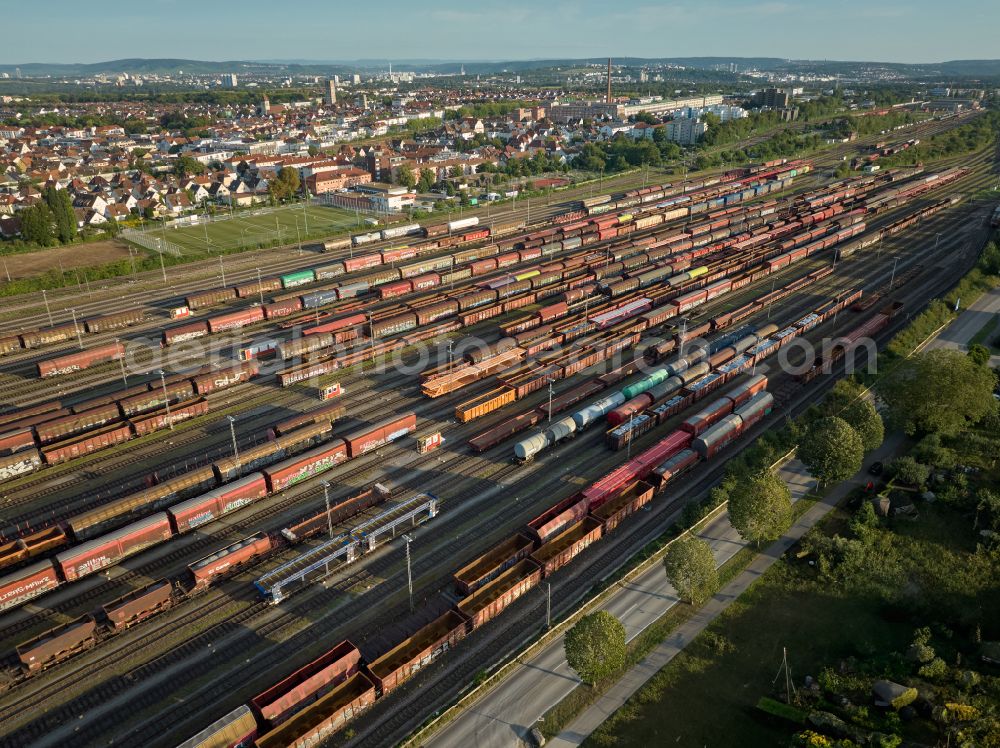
[417,168,436,193]
[879,349,997,436]
[564,611,627,685]
[174,154,205,180]
[662,535,719,605]
[448,165,464,179]
[968,344,991,367]
[20,203,54,246]
[43,186,77,244]
[799,416,864,485]
[396,164,416,190]
[307,145,320,157]
[974,488,1000,531]
[889,456,931,487]
[268,166,301,202]
[843,399,885,453]
[821,380,884,453]
[728,469,792,545]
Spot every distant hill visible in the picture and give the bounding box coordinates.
[1,56,999,79]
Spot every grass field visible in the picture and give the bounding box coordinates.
[137,203,365,255]
[585,495,1000,748]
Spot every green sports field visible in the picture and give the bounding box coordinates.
[139,203,364,255]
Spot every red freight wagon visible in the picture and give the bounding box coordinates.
[470,258,498,275]
[382,246,419,264]
[342,254,381,273]
[0,427,36,455]
[453,532,535,597]
[162,320,210,346]
[56,513,173,581]
[235,276,283,297]
[342,412,416,458]
[651,448,700,487]
[118,381,195,417]
[0,560,61,612]
[378,280,412,300]
[0,401,63,428]
[255,673,376,748]
[680,396,735,436]
[191,361,260,394]
[37,342,125,378]
[169,473,269,533]
[264,298,303,319]
[367,610,469,694]
[185,287,237,310]
[411,273,440,292]
[207,307,265,334]
[41,422,132,465]
[262,440,348,492]
[16,615,97,670]
[468,410,541,453]
[19,323,78,349]
[590,481,655,533]
[252,640,361,726]
[102,579,174,630]
[188,533,273,589]
[0,335,22,355]
[672,289,708,314]
[34,402,120,444]
[531,517,602,576]
[129,398,209,436]
[1,407,73,434]
[303,312,367,336]
[528,494,590,543]
[456,559,542,629]
[270,402,346,438]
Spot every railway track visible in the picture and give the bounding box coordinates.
[0,171,993,745]
[0,114,988,744]
[0,113,967,341]
[0,160,991,638]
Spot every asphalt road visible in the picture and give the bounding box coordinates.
[427,434,903,748]
[426,460,817,748]
[926,285,1000,364]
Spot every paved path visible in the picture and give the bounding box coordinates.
[925,285,1000,364]
[426,434,902,748]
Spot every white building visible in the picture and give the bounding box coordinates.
[665,117,707,145]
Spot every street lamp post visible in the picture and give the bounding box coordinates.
[116,337,127,386]
[219,255,226,287]
[256,267,265,306]
[402,534,414,612]
[547,380,554,424]
[227,415,240,466]
[41,289,53,327]
[70,308,83,349]
[323,482,334,539]
[889,256,900,291]
[158,370,173,430]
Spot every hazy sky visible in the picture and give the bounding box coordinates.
[6,0,998,64]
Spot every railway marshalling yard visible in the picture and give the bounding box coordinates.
[0,111,997,748]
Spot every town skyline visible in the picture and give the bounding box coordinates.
[6,0,999,65]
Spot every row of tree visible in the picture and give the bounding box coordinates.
[16,186,78,247]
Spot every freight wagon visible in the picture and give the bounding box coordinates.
[102,579,174,630]
[16,615,97,671]
[188,533,274,590]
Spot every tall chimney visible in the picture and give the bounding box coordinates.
[606,58,612,104]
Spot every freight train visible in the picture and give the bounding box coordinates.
[1,485,393,688]
[0,412,416,612]
[178,370,780,748]
[0,309,146,359]
[0,363,260,483]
